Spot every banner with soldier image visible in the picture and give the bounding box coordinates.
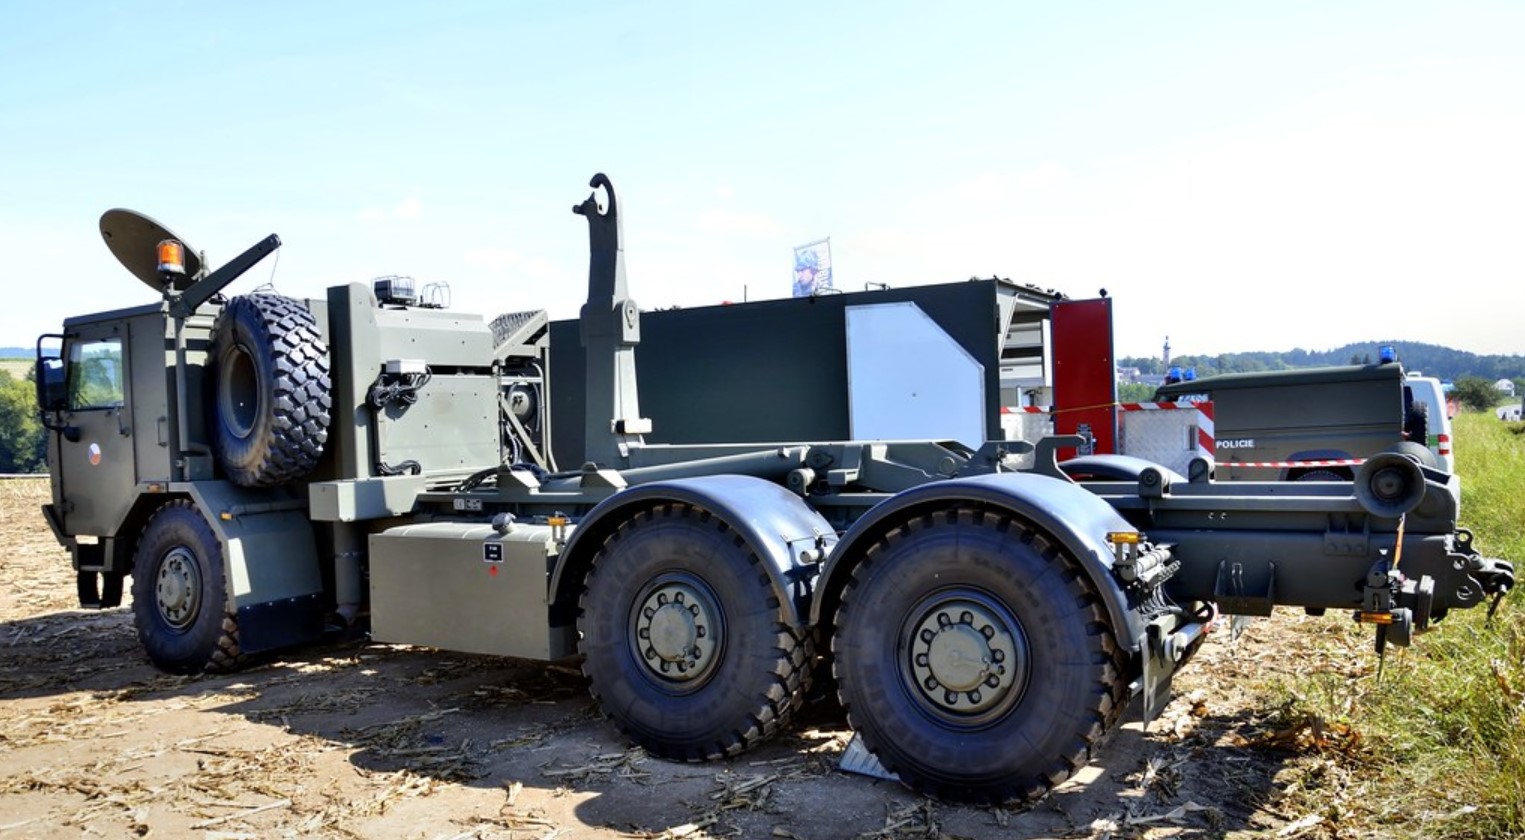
[792,238,833,298]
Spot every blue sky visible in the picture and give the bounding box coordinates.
[3,1,1522,358]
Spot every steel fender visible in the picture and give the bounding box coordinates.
[811,472,1145,652]
[550,475,836,629]
[1060,455,1186,484]
[176,481,324,654]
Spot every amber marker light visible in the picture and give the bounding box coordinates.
[1105,531,1140,545]
[157,239,186,276]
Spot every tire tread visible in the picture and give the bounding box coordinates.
[578,504,813,762]
[132,500,249,674]
[831,505,1128,804]
[209,294,331,487]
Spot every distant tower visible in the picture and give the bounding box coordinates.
[1162,336,1172,368]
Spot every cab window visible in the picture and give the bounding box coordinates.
[67,338,125,410]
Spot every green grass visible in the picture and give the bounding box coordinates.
[1272,411,1525,839]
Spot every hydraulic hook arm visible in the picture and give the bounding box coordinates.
[573,174,649,467]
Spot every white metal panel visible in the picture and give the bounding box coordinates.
[846,302,985,447]
[997,409,1054,469]
[1119,405,1212,475]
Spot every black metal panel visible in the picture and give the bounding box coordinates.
[549,281,1005,468]
[236,593,324,654]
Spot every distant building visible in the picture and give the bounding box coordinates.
[1496,379,1517,397]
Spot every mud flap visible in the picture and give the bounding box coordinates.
[1140,627,1175,728]
[237,593,325,654]
[75,570,124,609]
[1140,615,1211,728]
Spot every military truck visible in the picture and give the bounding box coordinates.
[1154,362,1439,481]
[35,174,1514,804]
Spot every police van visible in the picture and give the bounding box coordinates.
[1404,373,1455,472]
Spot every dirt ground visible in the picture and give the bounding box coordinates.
[0,478,1351,840]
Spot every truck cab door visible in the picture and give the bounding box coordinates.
[53,323,138,536]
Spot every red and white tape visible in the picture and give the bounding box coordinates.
[1117,401,1193,411]
[1220,459,1366,470]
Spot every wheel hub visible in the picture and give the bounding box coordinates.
[220,345,260,439]
[632,579,721,684]
[155,547,201,630]
[907,595,1026,718]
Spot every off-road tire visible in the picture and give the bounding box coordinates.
[832,506,1127,804]
[130,500,246,674]
[578,503,812,761]
[1404,400,1430,454]
[208,293,331,487]
[1389,439,1440,471]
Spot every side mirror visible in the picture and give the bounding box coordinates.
[35,335,67,422]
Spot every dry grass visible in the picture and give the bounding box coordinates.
[0,479,75,629]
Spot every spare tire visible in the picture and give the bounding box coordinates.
[1404,400,1430,451]
[1388,439,1441,471]
[208,294,331,487]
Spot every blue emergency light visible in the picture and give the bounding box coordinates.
[1379,345,1397,364]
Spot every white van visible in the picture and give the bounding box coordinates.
[1405,374,1454,472]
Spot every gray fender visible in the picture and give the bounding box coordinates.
[174,481,324,654]
[1061,454,1185,484]
[809,472,1146,653]
[549,476,836,630]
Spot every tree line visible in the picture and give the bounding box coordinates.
[0,364,45,473]
[1119,340,1524,385]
